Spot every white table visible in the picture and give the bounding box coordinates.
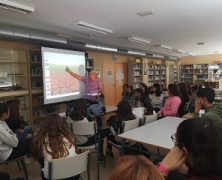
[118,116,185,150]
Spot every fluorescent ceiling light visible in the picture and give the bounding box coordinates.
[0,0,34,14]
[160,44,172,50]
[175,49,186,53]
[30,34,67,44]
[186,52,195,56]
[73,21,113,34]
[153,54,165,58]
[137,10,153,17]
[85,44,117,52]
[128,50,146,56]
[128,36,151,45]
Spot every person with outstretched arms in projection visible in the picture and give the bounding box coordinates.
[65,66,103,101]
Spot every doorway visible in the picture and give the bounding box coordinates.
[103,61,127,106]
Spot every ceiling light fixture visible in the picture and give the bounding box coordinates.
[186,52,195,56]
[128,50,146,56]
[73,21,113,34]
[85,44,117,52]
[153,54,165,59]
[128,36,151,45]
[137,10,153,17]
[160,44,172,50]
[175,49,186,53]
[0,0,34,14]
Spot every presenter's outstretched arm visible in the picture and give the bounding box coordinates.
[65,66,82,81]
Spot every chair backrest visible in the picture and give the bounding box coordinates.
[132,107,145,119]
[122,118,140,133]
[70,121,96,136]
[143,114,158,125]
[48,151,90,180]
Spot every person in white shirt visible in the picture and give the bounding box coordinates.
[33,114,78,180]
[0,103,31,163]
[149,83,164,112]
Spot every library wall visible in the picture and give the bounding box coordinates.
[180,54,222,64]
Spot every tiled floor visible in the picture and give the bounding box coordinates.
[0,152,118,180]
[0,144,168,179]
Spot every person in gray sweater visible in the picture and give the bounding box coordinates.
[0,103,31,162]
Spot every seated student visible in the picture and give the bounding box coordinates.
[139,82,149,99]
[142,96,154,115]
[177,83,190,117]
[122,84,128,98]
[149,83,164,112]
[33,114,78,180]
[158,117,222,180]
[132,96,154,119]
[0,103,31,162]
[187,84,199,113]
[122,85,134,105]
[107,100,136,155]
[109,155,164,180]
[67,98,109,159]
[159,84,181,117]
[193,87,222,120]
[6,99,33,142]
[132,88,143,108]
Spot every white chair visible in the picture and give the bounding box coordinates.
[48,151,90,180]
[69,121,100,180]
[108,118,140,155]
[70,121,97,150]
[143,114,158,125]
[122,118,141,133]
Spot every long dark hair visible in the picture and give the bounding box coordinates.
[69,98,87,121]
[33,114,74,159]
[142,96,153,115]
[0,103,9,119]
[153,83,162,97]
[6,99,21,119]
[178,83,189,103]
[117,101,135,129]
[176,117,222,176]
[168,84,181,97]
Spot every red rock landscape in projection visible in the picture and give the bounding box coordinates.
[49,64,79,96]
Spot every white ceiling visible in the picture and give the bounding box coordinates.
[1,0,222,57]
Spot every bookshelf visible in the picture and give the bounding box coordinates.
[127,58,143,88]
[174,64,179,83]
[180,65,194,83]
[193,64,208,83]
[147,63,166,87]
[0,47,30,123]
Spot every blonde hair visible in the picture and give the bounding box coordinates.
[109,155,164,180]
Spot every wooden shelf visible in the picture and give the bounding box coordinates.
[0,90,29,98]
[32,89,43,94]
[0,61,27,64]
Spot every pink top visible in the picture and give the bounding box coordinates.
[159,96,181,116]
[81,77,102,95]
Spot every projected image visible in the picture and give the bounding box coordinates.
[42,47,85,104]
